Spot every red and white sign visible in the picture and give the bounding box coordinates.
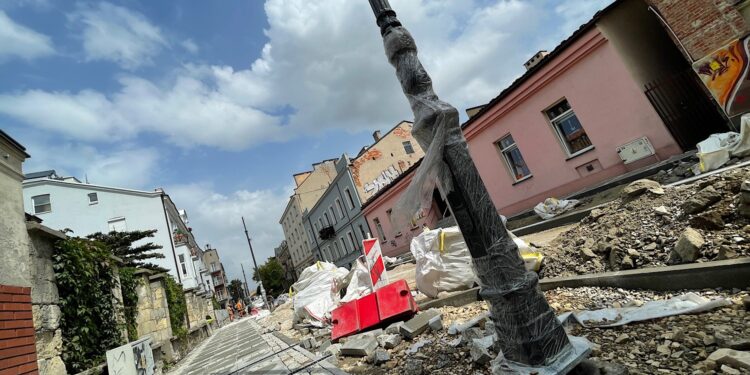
[362,238,388,290]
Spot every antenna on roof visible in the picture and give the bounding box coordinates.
[84,174,89,184]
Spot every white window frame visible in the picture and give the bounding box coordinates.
[344,188,355,210]
[333,241,341,259]
[340,237,348,254]
[373,217,386,241]
[32,194,51,214]
[329,206,337,224]
[88,192,99,205]
[496,134,532,183]
[403,140,415,154]
[336,198,345,219]
[545,99,593,157]
[347,231,357,252]
[108,217,127,232]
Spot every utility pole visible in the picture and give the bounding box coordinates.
[366,0,586,370]
[242,216,270,309]
[240,263,250,298]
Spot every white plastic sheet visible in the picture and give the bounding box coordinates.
[697,114,750,172]
[340,258,372,303]
[290,262,348,322]
[410,226,477,298]
[557,293,730,328]
[533,198,580,220]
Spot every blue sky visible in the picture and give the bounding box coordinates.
[0,0,611,285]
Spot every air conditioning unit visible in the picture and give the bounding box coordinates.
[617,137,655,164]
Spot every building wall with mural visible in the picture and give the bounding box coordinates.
[350,121,424,203]
[693,36,750,118]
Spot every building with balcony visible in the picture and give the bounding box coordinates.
[202,246,229,305]
[22,171,209,291]
[302,121,424,268]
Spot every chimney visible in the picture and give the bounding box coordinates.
[466,105,485,118]
[523,50,549,71]
[372,130,382,142]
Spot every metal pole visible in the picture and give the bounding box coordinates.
[242,216,270,309]
[366,0,576,367]
[240,263,250,298]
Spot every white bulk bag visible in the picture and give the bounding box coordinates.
[291,261,348,322]
[410,226,476,298]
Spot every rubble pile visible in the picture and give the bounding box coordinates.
[540,166,750,279]
[287,286,748,374]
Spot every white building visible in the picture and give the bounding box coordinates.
[22,171,209,291]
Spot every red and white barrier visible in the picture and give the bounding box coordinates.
[362,238,388,290]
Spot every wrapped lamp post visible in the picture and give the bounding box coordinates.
[367,0,589,372]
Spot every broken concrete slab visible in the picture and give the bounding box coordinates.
[672,227,704,263]
[682,185,722,214]
[377,334,401,349]
[370,348,390,365]
[623,179,664,197]
[324,343,342,358]
[469,344,491,365]
[401,309,441,340]
[340,336,378,357]
[385,321,404,335]
[447,311,488,335]
[706,348,750,371]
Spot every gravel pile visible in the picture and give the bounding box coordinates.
[540,166,750,279]
[326,287,749,374]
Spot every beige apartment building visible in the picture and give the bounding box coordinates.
[351,121,425,203]
[279,159,337,276]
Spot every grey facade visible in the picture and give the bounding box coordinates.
[302,155,371,269]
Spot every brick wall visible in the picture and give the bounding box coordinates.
[649,0,749,59]
[0,285,38,375]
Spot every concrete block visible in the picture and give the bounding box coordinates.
[385,321,404,335]
[370,348,390,365]
[377,333,401,349]
[324,343,342,358]
[470,344,491,365]
[400,309,441,340]
[428,315,443,331]
[340,336,378,357]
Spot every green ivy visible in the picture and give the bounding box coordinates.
[211,296,221,310]
[119,267,140,341]
[53,237,123,373]
[163,276,187,339]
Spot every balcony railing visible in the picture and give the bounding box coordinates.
[319,225,335,240]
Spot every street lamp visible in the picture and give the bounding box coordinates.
[366,0,589,370]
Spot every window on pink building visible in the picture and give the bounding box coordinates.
[545,99,592,156]
[497,135,531,181]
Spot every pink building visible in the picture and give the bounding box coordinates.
[361,161,450,257]
[463,0,728,216]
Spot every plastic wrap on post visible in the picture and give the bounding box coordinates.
[378,22,583,368]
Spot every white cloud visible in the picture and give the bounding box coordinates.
[181,38,198,54]
[1,0,612,150]
[0,72,286,150]
[22,141,159,189]
[68,2,167,69]
[0,10,54,61]
[166,183,291,285]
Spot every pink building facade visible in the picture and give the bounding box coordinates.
[361,162,448,257]
[463,12,686,216]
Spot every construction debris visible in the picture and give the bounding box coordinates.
[541,167,750,278]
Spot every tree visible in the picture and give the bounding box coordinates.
[228,279,245,301]
[87,229,166,270]
[252,257,285,297]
